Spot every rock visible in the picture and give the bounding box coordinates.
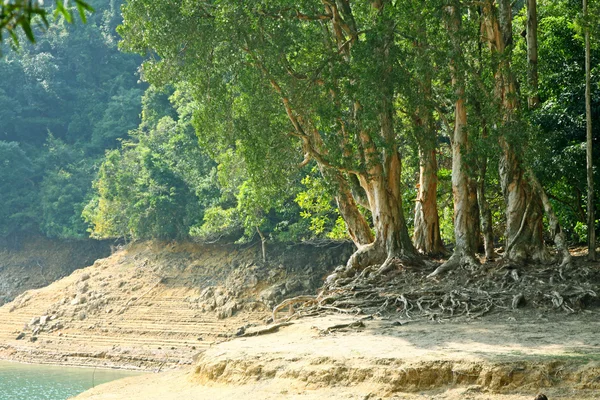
[79,273,91,282]
[77,281,89,293]
[215,294,228,307]
[29,316,40,326]
[235,326,246,336]
[39,315,48,326]
[78,311,87,320]
[246,274,259,288]
[284,277,302,292]
[15,332,25,340]
[217,300,238,319]
[29,336,38,342]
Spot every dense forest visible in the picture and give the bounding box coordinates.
[1,0,598,269]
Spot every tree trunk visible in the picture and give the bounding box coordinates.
[526,0,540,108]
[477,158,498,261]
[428,2,478,278]
[584,0,596,261]
[500,142,548,263]
[482,0,549,264]
[325,169,375,247]
[413,121,445,256]
[351,152,415,271]
[528,169,573,269]
[348,99,416,272]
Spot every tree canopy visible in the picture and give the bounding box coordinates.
[1,0,597,270]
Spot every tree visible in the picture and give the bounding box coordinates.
[584,0,596,260]
[1,0,92,47]
[428,1,480,277]
[119,0,424,271]
[482,0,571,268]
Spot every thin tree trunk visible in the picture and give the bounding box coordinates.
[325,169,374,247]
[584,0,597,261]
[428,2,479,278]
[526,0,540,108]
[477,157,498,260]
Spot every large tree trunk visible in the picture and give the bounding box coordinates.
[428,2,479,278]
[347,96,416,272]
[499,140,548,262]
[351,154,415,271]
[482,0,550,264]
[413,119,445,256]
[584,0,597,261]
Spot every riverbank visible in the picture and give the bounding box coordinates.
[2,239,599,399]
[74,313,600,399]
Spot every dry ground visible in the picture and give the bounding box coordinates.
[74,313,600,399]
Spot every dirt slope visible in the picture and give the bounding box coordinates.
[0,240,352,370]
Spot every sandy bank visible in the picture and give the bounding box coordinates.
[74,314,600,399]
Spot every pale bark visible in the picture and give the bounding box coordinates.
[584,0,596,261]
[500,143,548,263]
[528,169,573,269]
[428,3,479,278]
[350,104,416,272]
[413,119,445,256]
[482,0,549,264]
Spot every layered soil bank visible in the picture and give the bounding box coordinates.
[75,313,600,399]
[0,239,352,370]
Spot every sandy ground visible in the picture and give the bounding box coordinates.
[74,313,600,399]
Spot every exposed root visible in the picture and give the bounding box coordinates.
[280,250,599,322]
[272,295,317,322]
[426,253,478,279]
[241,322,294,337]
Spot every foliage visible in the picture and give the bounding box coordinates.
[0,141,38,236]
[0,0,93,48]
[295,168,349,240]
[0,0,144,239]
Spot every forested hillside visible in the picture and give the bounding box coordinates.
[0,0,143,238]
[1,0,598,268]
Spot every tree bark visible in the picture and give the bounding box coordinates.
[329,171,375,247]
[413,117,445,256]
[526,0,540,108]
[428,2,479,278]
[349,109,416,271]
[584,0,597,261]
[482,0,550,264]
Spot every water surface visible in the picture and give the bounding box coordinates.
[0,360,142,400]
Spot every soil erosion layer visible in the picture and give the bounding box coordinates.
[0,239,352,369]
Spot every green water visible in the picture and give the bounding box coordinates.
[0,361,142,400]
